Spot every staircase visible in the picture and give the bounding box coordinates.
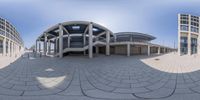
[55,41,106,56]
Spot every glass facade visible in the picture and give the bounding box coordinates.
[191,38,197,54]
[180,25,189,31]
[0,17,23,46]
[0,39,2,53]
[0,17,23,55]
[191,15,199,33]
[180,37,188,54]
[180,14,199,33]
[179,14,200,55]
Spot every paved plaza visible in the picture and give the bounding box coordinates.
[1,53,200,100]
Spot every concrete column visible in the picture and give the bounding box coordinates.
[48,40,51,54]
[178,14,181,55]
[158,46,160,54]
[59,24,63,58]
[83,30,86,55]
[147,45,150,56]
[130,34,133,42]
[8,40,10,56]
[96,46,99,54]
[3,37,6,56]
[35,40,38,53]
[13,43,15,56]
[106,31,110,56]
[89,23,93,58]
[16,44,18,55]
[56,38,58,54]
[68,35,70,48]
[198,16,200,55]
[114,35,117,42]
[15,44,18,55]
[12,41,14,56]
[188,15,191,55]
[11,42,14,56]
[127,43,130,56]
[163,48,166,53]
[44,33,47,56]
[39,41,41,53]
[83,33,86,46]
[54,38,57,54]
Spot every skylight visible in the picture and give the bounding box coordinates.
[93,28,99,32]
[72,26,80,30]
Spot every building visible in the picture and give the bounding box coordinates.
[0,17,24,56]
[35,21,172,58]
[178,14,199,55]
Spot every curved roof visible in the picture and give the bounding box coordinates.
[38,21,113,40]
[115,32,156,41]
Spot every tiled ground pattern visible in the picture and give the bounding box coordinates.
[0,53,200,100]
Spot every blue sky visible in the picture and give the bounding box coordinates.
[0,0,199,48]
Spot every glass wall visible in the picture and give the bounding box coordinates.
[191,38,197,54]
[0,39,2,53]
[191,15,199,33]
[180,37,188,54]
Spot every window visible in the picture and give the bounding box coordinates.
[191,22,199,27]
[181,14,189,20]
[0,30,4,35]
[181,20,188,24]
[191,26,199,33]
[180,25,188,31]
[191,38,197,54]
[181,37,187,43]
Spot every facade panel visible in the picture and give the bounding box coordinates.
[0,17,24,56]
[178,14,200,55]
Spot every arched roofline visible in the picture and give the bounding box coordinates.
[44,21,113,34]
[114,32,156,40]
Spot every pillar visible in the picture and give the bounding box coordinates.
[44,33,47,56]
[106,31,110,56]
[48,40,51,54]
[130,34,133,42]
[3,37,6,56]
[89,22,93,58]
[178,14,181,55]
[158,46,160,54]
[114,35,117,42]
[83,31,86,55]
[8,40,10,56]
[11,42,13,56]
[13,42,15,56]
[96,46,99,54]
[68,34,70,48]
[127,43,130,56]
[59,24,63,58]
[163,48,166,53]
[39,41,41,53]
[35,40,38,53]
[54,38,57,54]
[188,15,191,55]
[147,45,150,56]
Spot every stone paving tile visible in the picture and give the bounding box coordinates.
[1,53,200,100]
[84,89,137,99]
